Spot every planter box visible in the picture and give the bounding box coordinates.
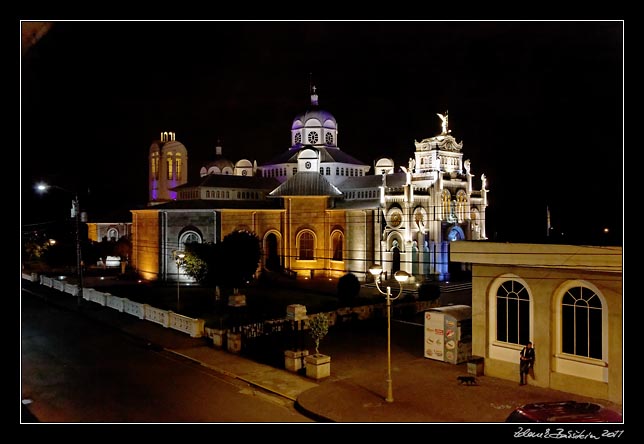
[468,356,484,376]
[206,328,227,348]
[286,304,307,321]
[227,332,242,353]
[284,349,309,372]
[228,295,246,307]
[305,354,331,380]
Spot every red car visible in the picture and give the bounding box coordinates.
[505,401,623,423]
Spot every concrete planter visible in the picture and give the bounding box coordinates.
[206,327,227,348]
[305,354,331,380]
[227,332,242,353]
[284,349,309,372]
[228,294,246,307]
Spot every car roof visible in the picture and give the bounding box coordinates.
[507,401,622,423]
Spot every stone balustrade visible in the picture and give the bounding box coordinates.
[23,272,436,345]
[145,304,170,328]
[63,282,79,296]
[123,299,146,319]
[105,294,125,312]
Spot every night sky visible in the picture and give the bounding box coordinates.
[21,20,623,245]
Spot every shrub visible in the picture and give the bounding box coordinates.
[337,273,360,304]
[418,282,441,301]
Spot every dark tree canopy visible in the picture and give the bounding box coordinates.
[337,273,361,303]
[182,230,261,289]
[221,230,261,288]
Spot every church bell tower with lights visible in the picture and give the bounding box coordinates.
[148,131,189,205]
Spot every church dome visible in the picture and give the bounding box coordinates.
[292,109,337,130]
[202,156,235,176]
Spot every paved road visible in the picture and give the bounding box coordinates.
[21,290,313,423]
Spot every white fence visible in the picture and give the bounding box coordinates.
[22,273,205,338]
[22,272,437,342]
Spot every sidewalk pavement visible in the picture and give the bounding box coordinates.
[22,281,623,424]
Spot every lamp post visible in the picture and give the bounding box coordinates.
[36,183,84,307]
[174,251,185,312]
[369,264,409,403]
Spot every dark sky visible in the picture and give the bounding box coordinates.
[21,20,623,245]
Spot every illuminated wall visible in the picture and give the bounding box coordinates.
[452,242,622,405]
[130,210,160,280]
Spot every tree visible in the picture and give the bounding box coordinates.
[308,313,329,355]
[221,230,261,289]
[182,242,220,285]
[337,273,361,304]
[181,231,260,289]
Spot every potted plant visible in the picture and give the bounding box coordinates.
[305,313,331,380]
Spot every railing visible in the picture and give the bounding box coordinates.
[23,272,438,346]
[22,273,205,338]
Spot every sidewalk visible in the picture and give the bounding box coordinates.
[22,281,623,424]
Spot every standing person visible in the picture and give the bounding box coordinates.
[519,341,535,385]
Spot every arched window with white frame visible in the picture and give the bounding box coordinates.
[561,284,604,360]
[106,228,119,242]
[495,278,531,346]
[297,230,315,261]
[179,230,202,249]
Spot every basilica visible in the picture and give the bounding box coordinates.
[130,89,489,283]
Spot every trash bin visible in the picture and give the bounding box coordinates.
[467,356,484,376]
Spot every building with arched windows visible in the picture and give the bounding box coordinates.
[450,241,622,405]
[130,89,489,284]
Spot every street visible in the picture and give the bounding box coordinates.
[21,289,313,423]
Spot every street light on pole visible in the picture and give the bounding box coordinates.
[369,263,409,403]
[35,183,84,307]
[173,251,185,312]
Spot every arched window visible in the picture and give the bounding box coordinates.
[175,153,182,180]
[326,167,331,175]
[561,286,603,359]
[441,190,451,220]
[336,167,339,175]
[331,231,343,261]
[298,231,315,260]
[456,190,467,222]
[496,279,531,346]
[179,230,202,248]
[151,152,159,180]
[167,155,173,180]
[106,228,118,241]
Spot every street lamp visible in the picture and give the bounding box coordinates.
[369,263,410,403]
[35,183,84,307]
[173,251,185,312]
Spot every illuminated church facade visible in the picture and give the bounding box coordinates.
[130,89,489,283]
